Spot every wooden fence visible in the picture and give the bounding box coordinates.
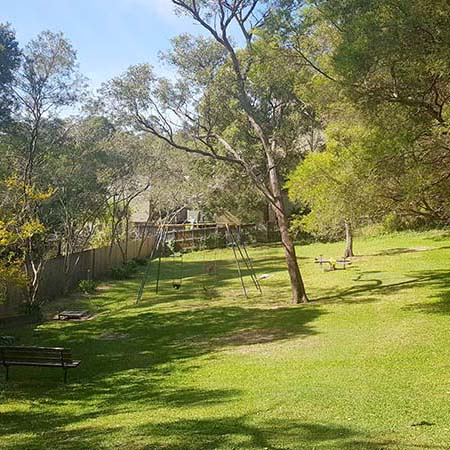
[0,237,156,319]
[142,223,261,250]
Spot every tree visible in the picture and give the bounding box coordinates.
[104,1,318,303]
[0,176,52,306]
[283,0,450,231]
[313,0,450,125]
[287,116,373,257]
[6,30,84,304]
[0,23,21,127]
[12,30,85,186]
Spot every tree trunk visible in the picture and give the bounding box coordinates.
[344,220,354,258]
[124,214,129,263]
[267,159,308,304]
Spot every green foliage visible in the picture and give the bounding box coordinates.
[286,137,367,240]
[317,0,450,124]
[109,260,139,280]
[132,257,148,266]
[78,279,97,294]
[0,176,51,301]
[202,233,227,249]
[0,23,21,127]
[18,300,43,321]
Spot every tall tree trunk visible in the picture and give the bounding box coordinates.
[267,161,308,304]
[124,214,129,263]
[344,220,354,258]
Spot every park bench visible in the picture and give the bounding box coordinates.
[0,346,81,383]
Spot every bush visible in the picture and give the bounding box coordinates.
[133,257,148,266]
[109,265,129,280]
[19,302,43,322]
[165,239,179,254]
[202,233,226,249]
[126,259,138,272]
[109,260,139,280]
[79,279,97,294]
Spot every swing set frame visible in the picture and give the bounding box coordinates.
[136,221,262,304]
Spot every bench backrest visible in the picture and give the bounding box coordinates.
[0,346,73,365]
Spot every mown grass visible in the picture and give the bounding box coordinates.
[1,230,450,449]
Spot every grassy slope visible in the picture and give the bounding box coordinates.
[1,230,450,450]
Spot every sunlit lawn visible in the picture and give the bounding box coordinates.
[1,230,450,449]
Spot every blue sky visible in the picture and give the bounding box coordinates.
[0,0,202,89]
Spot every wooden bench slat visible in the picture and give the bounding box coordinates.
[3,358,73,365]
[5,360,80,368]
[1,346,66,351]
[1,348,72,356]
[2,350,71,356]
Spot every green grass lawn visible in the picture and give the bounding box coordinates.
[1,230,450,450]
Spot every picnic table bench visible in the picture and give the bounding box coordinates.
[0,346,81,383]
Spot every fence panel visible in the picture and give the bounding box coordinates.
[1,236,156,318]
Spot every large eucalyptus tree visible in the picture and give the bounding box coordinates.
[105,0,317,303]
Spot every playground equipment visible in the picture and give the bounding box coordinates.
[136,222,262,303]
[314,255,352,271]
[225,224,262,298]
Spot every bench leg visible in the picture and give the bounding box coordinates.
[63,368,68,384]
[5,365,9,382]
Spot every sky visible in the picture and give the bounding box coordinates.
[0,0,203,90]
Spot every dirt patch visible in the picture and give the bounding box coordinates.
[99,332,129,340]
[348,256,368,262]
[410,246,431,252]
[224,334,324,355]
[221,329,282,346]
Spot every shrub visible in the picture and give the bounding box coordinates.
[126,259,138,272]
[109,265,129,280]
[79,279,97,294]
[109,260,139,280]
[206,233,227,249]
[133,257,148,266]
[19,301,43,322]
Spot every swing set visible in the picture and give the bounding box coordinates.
[136,222,261,304]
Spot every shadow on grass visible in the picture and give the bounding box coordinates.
[1,409,414,450]
[314,268,450,314]
[401,270,450,315]
[0,290,325,449]
[132,416,397,450]
[369,246,430,257]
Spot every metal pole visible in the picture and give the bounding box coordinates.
[229,228,261,294]
[240,240,262,294]
[155,230,166,294]
[226,224,247,298]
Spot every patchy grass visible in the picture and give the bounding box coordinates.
[1,230,450,449]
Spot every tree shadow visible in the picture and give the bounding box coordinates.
[133,416,389,450]
[313,269,450,310]
[369,246,430,257]
[0,292,324,449]
[1,410,413,450]
[400,270,450,315]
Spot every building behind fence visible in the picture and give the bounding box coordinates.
[0,237,156,319]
